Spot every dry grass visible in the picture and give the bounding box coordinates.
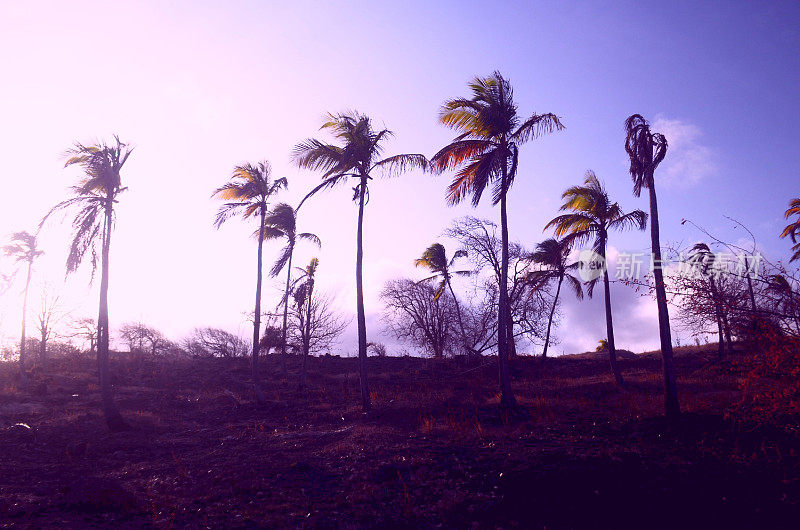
[0,346,798,527]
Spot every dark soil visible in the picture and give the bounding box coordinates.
[1,347,798,528]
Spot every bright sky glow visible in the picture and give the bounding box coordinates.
[1,1,798,356]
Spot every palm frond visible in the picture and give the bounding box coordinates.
[511,112,565,143]
[372,153,429,177]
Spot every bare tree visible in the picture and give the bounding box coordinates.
[183,327,249,358]
[381,278,457,359]
[119,322,170,356]
[34,286,65,370]
[445,216,547,355]
[69,317,97,356]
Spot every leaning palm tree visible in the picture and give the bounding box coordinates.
[40,136,131,431]
[625,114,680,419]
[688,243,733,358]
[431,71,564,410]
[546,171,647,385]
[414,243,472,355]
[292,257,319,391]
[213,161,287,403]
[528,238,584,358]
[780,198,800,262]
[3,231,44,382]
[293,111,428,412]
[262,202,320,374]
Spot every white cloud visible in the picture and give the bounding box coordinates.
[651,116,717,189]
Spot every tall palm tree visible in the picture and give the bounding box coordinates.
[688,243,733,358]
[780,198,800,262]
[3,231,44,382]
[212,161,287,403]
[414,243,472,355]
[625,114,680,419]
[528,238,584,358]
[292,257,319,391]
[293,111,428,412]
[431,71,564,410]
[262,202,320,374]
[41,136,131,431]
[546,171,647,385]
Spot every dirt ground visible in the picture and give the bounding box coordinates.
[1,347,799,529]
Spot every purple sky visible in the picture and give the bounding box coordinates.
[1,1,799,356]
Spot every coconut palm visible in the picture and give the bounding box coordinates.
[431,71,563,410]
[688,243,733,358]
[527,238,584,358]
[292,257,319,391]
[414,243,472,355]
[625,114,680,419]
[780,198,800,262]
[293,111,428,412]
[3,231,44,382]
[212,161,287,403]
[40,136,131,431]
[545,170,647,385]
[262,202,320,374]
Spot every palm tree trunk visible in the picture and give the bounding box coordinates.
[709,279,725,360]
[647,175,680,420]
[252,207,267,404]
[300,283,313,391]
[600,243,623,385]
[280,244,294,376]
[40,328,47,370]
[506,303,517,359]
[498,167,517,410]
[98,203,126,431]
[542,275,563,358]
[446,279,471,356]
[355,178,371,411]
[18,260,32,383]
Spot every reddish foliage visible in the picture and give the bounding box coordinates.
[735,322,800,426]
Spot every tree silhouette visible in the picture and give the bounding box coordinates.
[262,202,320,375]
[780,198,800,262]
[546,170,647,385]
[431,71,563,410]
[41,136,132,431]
[293,111,428,412]
[688,243,733,358]
[625,114,680,419]
[213,161,287,403]
[3,231,43,382]
[292,257,319,390]
[528,238,583,358]
[414,243,472,355]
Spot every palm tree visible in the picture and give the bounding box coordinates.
[3,231,43,382]
[212,161,287,403]
[262,202,320,374]
[431,71,563,410]
[780,198,800,262]
[293,111,428,412]
[41,136,131,431]
[414,243,472,355]
[546,171,647,385]
[625,114,680,419]
[292,257,319,391]
[528,238,584,358]
[688,243,733,358]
